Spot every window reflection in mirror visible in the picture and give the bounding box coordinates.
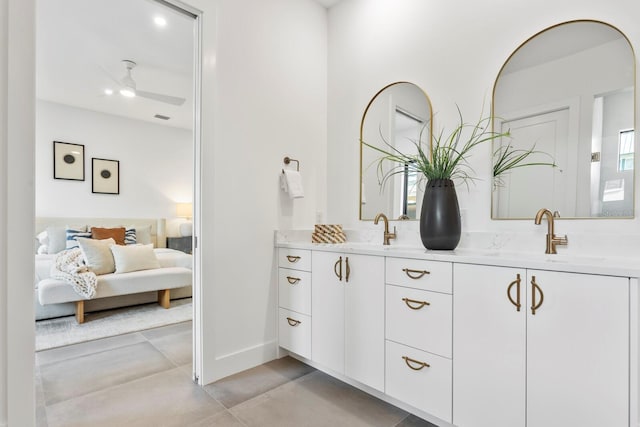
[395,109,423,219]
[492,20,635,219]
[360,82,432,221]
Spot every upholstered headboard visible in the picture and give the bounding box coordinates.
[35,217,167,248]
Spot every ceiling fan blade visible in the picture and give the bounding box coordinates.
[136,90,186,106]
[96,64,123,87]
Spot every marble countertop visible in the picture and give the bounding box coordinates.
[276,240,640,278]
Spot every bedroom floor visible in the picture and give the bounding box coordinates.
[35,321,437,427]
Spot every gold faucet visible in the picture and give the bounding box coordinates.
[374,213,396,246]
[534,208,568,254]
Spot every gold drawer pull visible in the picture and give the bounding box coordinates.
[402,268,430,279]
[286,317,301,326]
[286,255,301,263]
[286,276,301,285]
[402,356,430,370]
[507,274,522,312]
[531,276,544,315]
[402,297,430,310]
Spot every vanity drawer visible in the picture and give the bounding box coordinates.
[278,268,311,315]
[278,308,311,359]
[386,284,452,358]
[278,248,312,271]
[386,257,452,294]
[386,340,452,423]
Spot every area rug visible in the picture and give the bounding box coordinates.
[35,298,192,351]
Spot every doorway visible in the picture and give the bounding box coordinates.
[34,0,201,387]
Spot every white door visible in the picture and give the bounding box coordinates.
[311,251,345,374]
[526,270,629,427]
[344,254,385,391]
[495,108,570,218]
[453,264,526,427]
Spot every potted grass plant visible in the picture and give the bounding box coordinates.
[361,106,554,250]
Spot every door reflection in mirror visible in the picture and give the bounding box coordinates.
[492,20,635,219]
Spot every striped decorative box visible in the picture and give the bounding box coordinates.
[314,224,343,234]
[312,224,346,243]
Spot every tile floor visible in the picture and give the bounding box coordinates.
[36,321,437,427]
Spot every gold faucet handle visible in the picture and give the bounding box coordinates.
[555,234,568,245]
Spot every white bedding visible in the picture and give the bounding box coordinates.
[35,248,192,286]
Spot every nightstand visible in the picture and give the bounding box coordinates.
[167,236,192,254]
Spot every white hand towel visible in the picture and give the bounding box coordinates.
[282,170,304,199]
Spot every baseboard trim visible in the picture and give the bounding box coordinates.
[201,339,278,385]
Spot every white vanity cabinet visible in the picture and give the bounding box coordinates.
[385,257,453,422]
[311,251,385,392]
[453,263,629,427]
[277,248,312,359]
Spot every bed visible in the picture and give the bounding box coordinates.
[34,217,193,322]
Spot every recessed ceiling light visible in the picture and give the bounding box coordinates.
[104,88,113,95]
[154,16,167,27]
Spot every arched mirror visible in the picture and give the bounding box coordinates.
[360,82,432,220]
[492,20,635,219]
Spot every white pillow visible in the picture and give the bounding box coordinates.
[45,226,67,253]
[110,243,160,274]
[128,225,152,245]
[44,225,87,253]
[77,237,116,275]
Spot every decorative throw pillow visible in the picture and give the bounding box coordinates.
[46,226,68,253]
[110,243,160,274]
[128,225,152,245]
[91,227,126,245]
[65,227,92,249]
[124,228,137,245]
[77,237,116,275]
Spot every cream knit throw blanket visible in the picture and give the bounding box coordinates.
[50,248,97,299]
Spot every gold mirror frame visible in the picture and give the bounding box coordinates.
[359,82,433,221]
[491,19,636,220]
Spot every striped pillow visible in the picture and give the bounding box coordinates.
[125,228,137,245]
[66,228,92,249]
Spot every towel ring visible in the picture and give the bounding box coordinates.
[282,156,300,173]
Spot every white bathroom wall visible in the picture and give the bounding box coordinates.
[196,0,327,383]
[36,100,192,231]
[327,0,640,252]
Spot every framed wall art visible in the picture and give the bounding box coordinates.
[92,158,120,195]
[53,141,85,181]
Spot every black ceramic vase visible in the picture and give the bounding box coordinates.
[420,178,461,250]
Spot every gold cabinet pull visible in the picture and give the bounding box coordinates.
[286,255,301,263]
[402,268,430,279]
[334,256,343,281]
[345,257,350,283]
[286,317,301,326]
[402,355,430,370]
[531,276,544,315]
[402,297,430,310]
[506,274,522,312]
[286,276,300,285]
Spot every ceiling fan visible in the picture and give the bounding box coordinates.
[112,60,186,106]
